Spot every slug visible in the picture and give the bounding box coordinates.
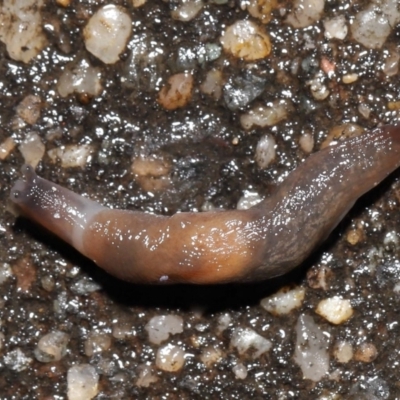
[9,124,400,284]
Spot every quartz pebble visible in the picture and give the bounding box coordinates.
[260,286,305,315]
[34,330,70,362]
[135,364,158,387]
[0,137,16,160]
[145,315,184,345]
[285,0,325,29]
[230,327,271,358]
[0,263,12,284]
[83,5,132,64]
[232,363,248,379]
[323,16,347,40]
[158,73,193,110]
[19,132,45,168]
[237,190,262,210]
[316,296,354,325]
[246,0,277,24]
[220,20,271,61]
[200,69,223,100]
[16,95,41,125]
[255,134,276,169]
[351,1,400,49]
[4,348,32,372]
[47,144,93,168]
[156,343,186,372]
[67,364,99,400]
[171,0,204,21]
[0,0,47,63]
[334,341,353,363]
[57,58,102,98]
[299,132,314,153]
[240,100,291,130]
[294,314,329,381]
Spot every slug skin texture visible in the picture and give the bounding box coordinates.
[10,124,400,284]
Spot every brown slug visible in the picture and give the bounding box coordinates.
[9,124,400,284]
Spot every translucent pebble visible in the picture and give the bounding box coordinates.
[316,296,354,325]
[230,327,271,358]
[285,0,325,29]
[232,363,248,379]
[260,286,305,315]
[19,132,45,168]
[145,315,184,345]
[294,314,329,381]
[67,364,99,400]
[34,330,70,362]
[220,20,271,61]
[255,134,276,169]
[83,5,132,64]
[156,343,186,372]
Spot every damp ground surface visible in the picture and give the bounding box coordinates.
[1,1,400,399]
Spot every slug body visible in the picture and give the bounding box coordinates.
[10,125,400,284]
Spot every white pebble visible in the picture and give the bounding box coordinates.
[285,0,325,29]
[237,190,262,210]
[351,1,400,49]
[230,327,271,358]
[220,20,271,61]
[145,315,184,345]
[135,364,158,387]
[57,58,102,98]
[334,341,353,363]
[294,314,329,381]
[316,296,354,325]
[156,343,186,372]
[0,137,16,160]
[232,363,248,379]
[16,95,42,125]
[0,0,47,63]
[260,286,305,315]
[47,144,93,168]
[383,50,400,76]
[67,364,99,400]
[216,313,232,333]
[84,5,132,64]
[307,72,330,100]
[3,348,32,372]
[255,134,276,169]
[299,132,314,153]
[171,0,204,22]
[342,73,358,84]
[240,100,292,130]
[19,132,45,168]
[200,346,223,368]
[34,331,70,363]
[323,15,347,40]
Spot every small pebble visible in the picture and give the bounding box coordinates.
[323,16,347,40]
[67,364,99,400]
[34,330,70,362]
[83,5,132,64]
[171,0,204,22]
[16,95,42,125]
[220,20,271,61]
[158,73,193,110]
[354,342,378,363]
[230,327,271,358]
[285,0,325,29]
[255,134,276,169]
[145,315,184,345]
[246,0,277,24]
[0,137,16,160]
[232,363,248,379]
[135,364,158,387]
[4,348,32,372]
[84,332,112,356]
[294,314,329,382]
[316,296,354,325]
[19,132,45,168]
[200,346,223,368]
[47,144,93,168]
[260,286,305,315]
[156,343,186,372]
[334,341,353,363]
[299,132,314,153]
